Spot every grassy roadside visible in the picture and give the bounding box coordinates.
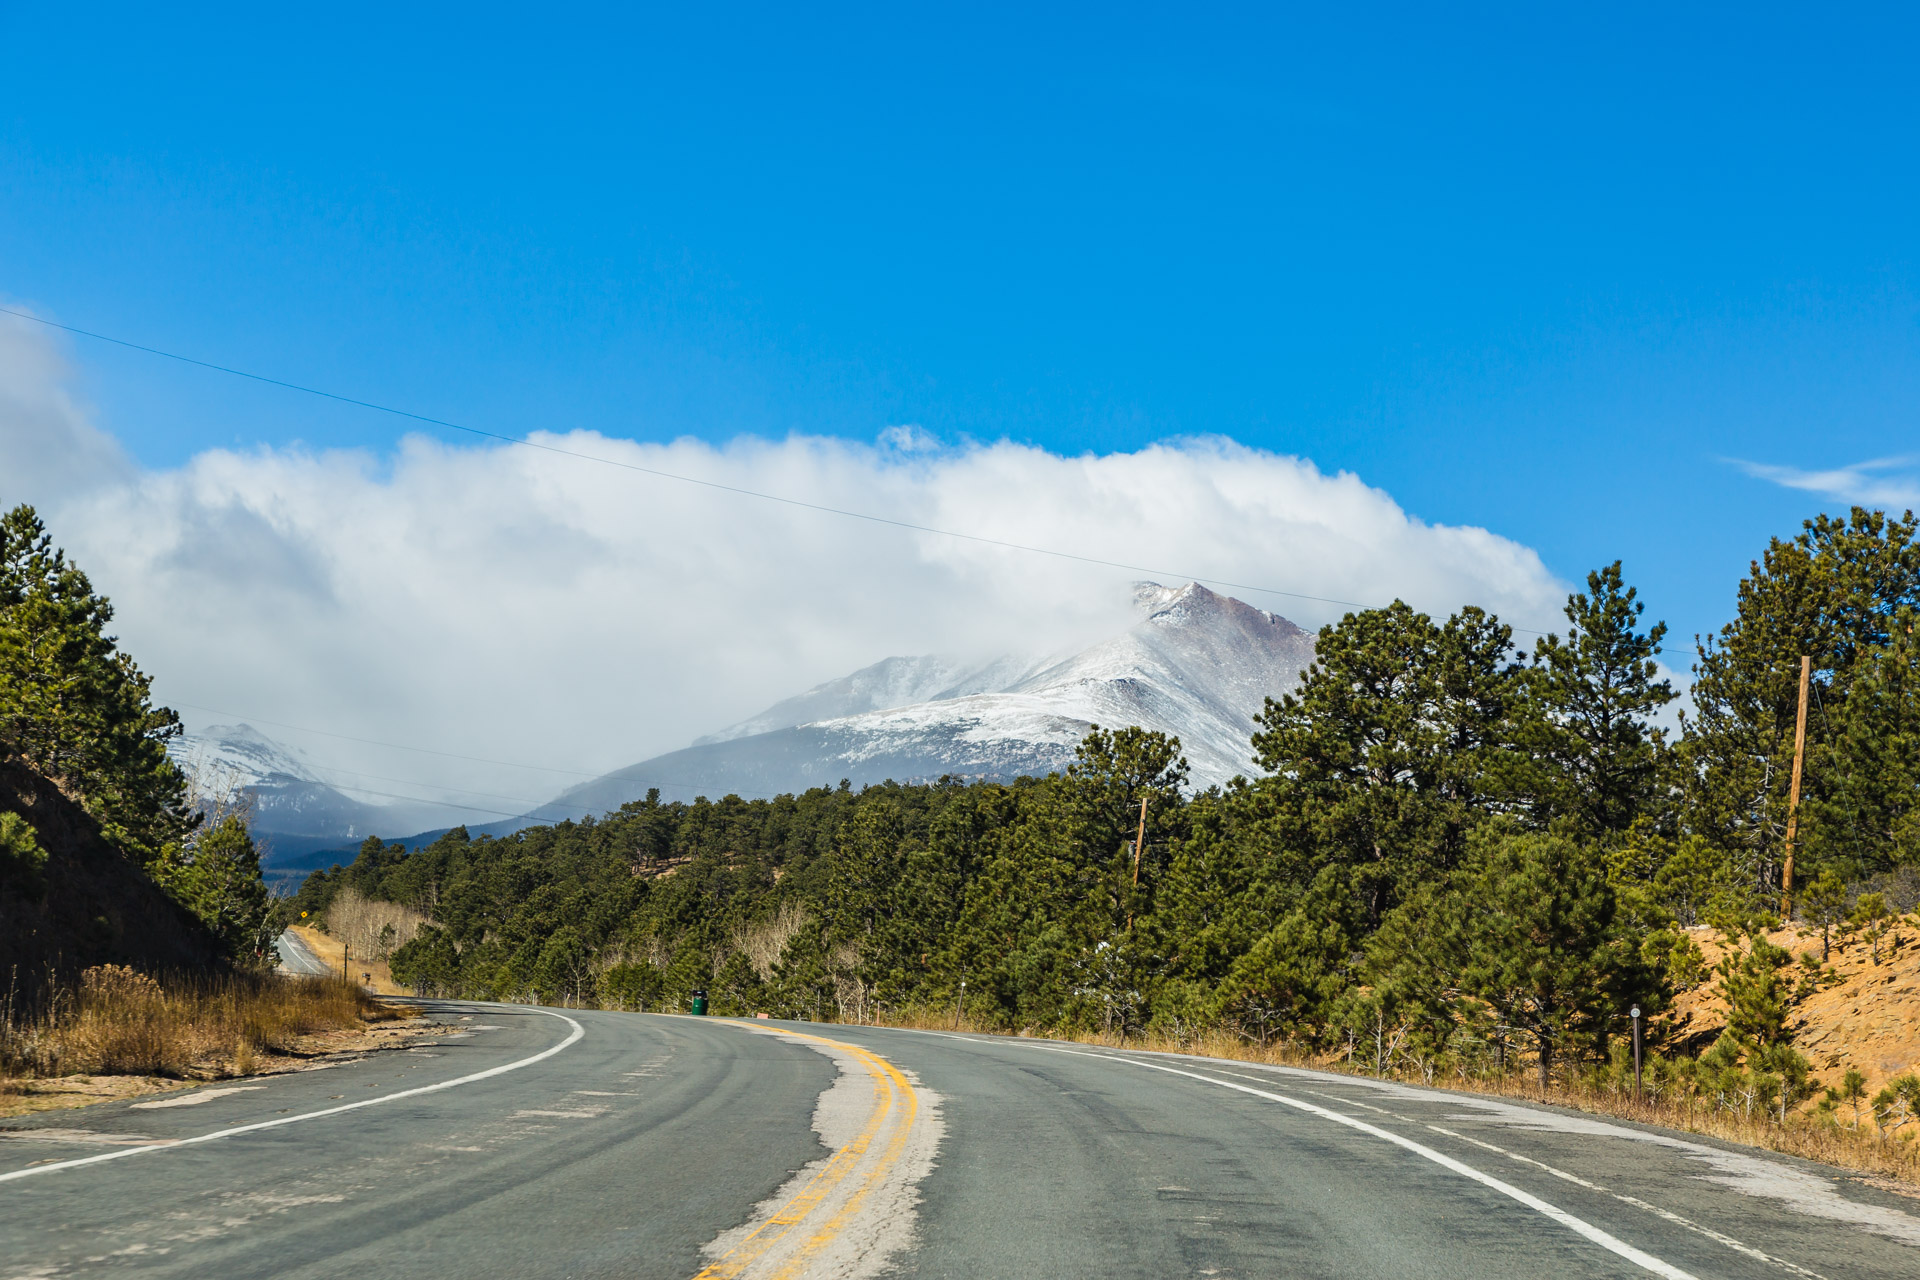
[865,1012,1920,1192]
[1,964,418,1118]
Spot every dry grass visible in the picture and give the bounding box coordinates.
[1,964,398,1084]
[869,1010,1920,1189]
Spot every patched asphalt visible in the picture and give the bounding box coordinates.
[4,1007,1918,1278]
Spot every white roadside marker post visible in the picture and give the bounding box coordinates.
[1630,1005,1643,1103]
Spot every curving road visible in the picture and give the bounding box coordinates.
[274,929,334,977]
[2,1004,1918,1279]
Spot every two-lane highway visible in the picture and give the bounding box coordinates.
[273,929,334,978]
[5,1006,1919,1278]
[0,1005,837,1279]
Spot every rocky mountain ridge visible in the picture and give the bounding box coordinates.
[176,582,1319,859]
[548,582,1315,815]
[168,724,477,857]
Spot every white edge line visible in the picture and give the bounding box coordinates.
[1425,1123,1827,1280]
[1032,1044,1697,1280]
[0,1007,584,1185]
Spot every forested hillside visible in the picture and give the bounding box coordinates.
[0,504,275,985]
[300,507,1920,1109]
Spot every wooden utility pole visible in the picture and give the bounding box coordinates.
[1131,796,1148,887]
[1126,796,1149,931]
[1782,654,1811,917]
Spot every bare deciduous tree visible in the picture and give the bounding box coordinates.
[325,888,426,961]
[730,902,810,982]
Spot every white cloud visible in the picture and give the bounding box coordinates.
[0,314,131,500]
[1732,455,1920,509]
[1,314,1570,812]
[876,423,942,453]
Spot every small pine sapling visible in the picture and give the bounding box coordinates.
[1793,950,1822,1002]
[1851,893,1891,964]
[1870,1073,1920,1140]
[1841,1067,1869,1128]
[1799,869,1848,962]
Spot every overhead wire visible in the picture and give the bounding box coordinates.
[172,703,785,804]
[0,303,1559,634]
[173,703,603,776]
[10,302,1579,811]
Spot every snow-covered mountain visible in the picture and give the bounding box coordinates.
[171,723,319,796]
[549,582,1315,815]
[168,724,471,847]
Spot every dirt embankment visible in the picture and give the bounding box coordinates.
[1671,918,1920,1099]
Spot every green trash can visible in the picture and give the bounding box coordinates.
[690,989,709,1016]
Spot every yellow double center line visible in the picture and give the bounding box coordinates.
[693,1027,920,1280]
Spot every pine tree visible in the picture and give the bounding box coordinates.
[1684,508,1920,896]
[1521,562,1675,839]
[1712,917,1793,1045]
[1251,601,1520,926]
[1799,867,1849,960]
[1454,832,1652,1089]
[0,505,194,864]
[157,816,275,965]
[1064,725,1190,927]
[1145,785,1300,994]
[1806,611,1920,875]
[1211,866,1354,1046]
[0,810,48,897]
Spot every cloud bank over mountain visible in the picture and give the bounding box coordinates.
[0,312,1569,811]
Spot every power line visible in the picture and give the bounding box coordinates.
[174,703,785,803]
[174,703,602,776]
[289,787,524,822]
[0,304,1559,634]
[173,746,555,811]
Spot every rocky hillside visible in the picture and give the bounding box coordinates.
[1673,913,1920,1103]
[0,752,220,984]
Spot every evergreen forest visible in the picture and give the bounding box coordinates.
[288,507,1920,1102]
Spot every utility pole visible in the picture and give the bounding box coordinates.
[1131,796,1148,887]
[1126,796,1149,931]
[1782,654,1810,918]
[342,941,350,982]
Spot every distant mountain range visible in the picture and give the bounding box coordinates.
[185,582,1315,876]
[551,582,1314,813]
[166,724,484,878]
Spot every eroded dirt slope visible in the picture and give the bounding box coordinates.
[1672,919,1920,1099]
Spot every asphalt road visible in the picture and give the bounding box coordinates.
[274,929,333,977]
[3,1005,1918,1279]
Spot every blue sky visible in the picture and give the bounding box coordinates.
[5,3,1917,659]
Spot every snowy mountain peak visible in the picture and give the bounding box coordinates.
[549,581,1320,815]
[170,723,319,793]
[167,722,492,849]
[1133,579,1193,614]
[1135,580,1300,635]
[694,654,978,746]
